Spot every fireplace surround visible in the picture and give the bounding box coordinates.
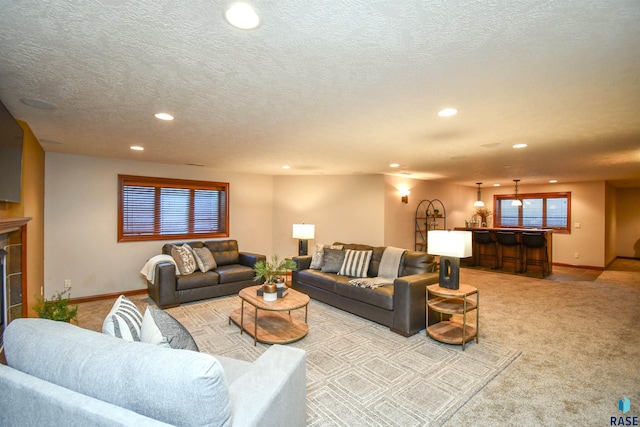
[0,217,30,354]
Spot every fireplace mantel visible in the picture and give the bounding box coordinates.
[0,217,31,235]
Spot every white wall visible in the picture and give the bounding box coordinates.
[44,152,630,299]
[605,182,617,266]
[44,153,273,298]
[272,175,385,256]
[616,187,640,258]
[383,176,476,250]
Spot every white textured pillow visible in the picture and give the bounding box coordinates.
[102,295,143,341]
[140,307,170,347]
[339,249,373,278]
[171,244,197,275]
[140,306,199,352]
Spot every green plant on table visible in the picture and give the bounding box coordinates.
[253,255,296,284]
[33,288,78,323]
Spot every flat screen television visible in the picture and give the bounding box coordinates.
[0,99,24,203]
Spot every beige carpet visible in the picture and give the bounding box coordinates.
[163,295,518,427]
[76,259,640,426]
[446,264,640,426]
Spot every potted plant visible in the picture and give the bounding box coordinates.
[433,209,440,217]
[473,206,492,227]
[254,255,297,301]
[33,288,78,323]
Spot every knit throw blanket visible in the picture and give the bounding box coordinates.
[140,254,179,284]
[349,247,407,289]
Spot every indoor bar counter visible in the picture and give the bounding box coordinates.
[454,227,553,275]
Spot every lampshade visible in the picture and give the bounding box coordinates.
[427,230,472,258]
[292,224,315,240]
[428,230,472,290]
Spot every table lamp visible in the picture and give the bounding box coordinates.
[427,230,472,290]
[292,223,315,256]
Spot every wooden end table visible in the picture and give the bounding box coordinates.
[426,283,479,350]
[229,285,310,346]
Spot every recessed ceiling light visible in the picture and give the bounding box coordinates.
[389,163,400,168]
[154,112,174,121]
[513,143,528,149]
[493,184,501,187]
[549,179,558,183]
[130,145,144,151]
[225,2,260,30]
[282,165,290,169]
[20,98,58,109]
[438,108,458,117]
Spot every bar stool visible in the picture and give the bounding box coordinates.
[522,232,550,277]
[472,230,497,268]
[496,232,522,273]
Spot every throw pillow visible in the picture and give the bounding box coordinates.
[140,306,199,352]
[339,249,373,278]
[102,295,143,341]
[171,244,197,275]
[192,246,217,272]
[321,248,346,273]
[310,243,343,270]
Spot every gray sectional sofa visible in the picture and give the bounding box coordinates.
[292,243,439,336]
[146,239,265,308]
[0,318,306,426]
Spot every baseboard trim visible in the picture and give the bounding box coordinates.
[552,262,604,270]
[69,288,147,304]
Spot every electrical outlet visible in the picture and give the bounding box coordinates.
[64,279,71,289]
[574,253,580,259]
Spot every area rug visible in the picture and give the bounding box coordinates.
[164,295,520,427]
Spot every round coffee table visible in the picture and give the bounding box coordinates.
[228,285,310,345]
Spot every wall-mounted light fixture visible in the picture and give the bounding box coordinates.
[400,188,410,204]
[292,223,315,256]
[511,179,523,206]
[473,182,485,207]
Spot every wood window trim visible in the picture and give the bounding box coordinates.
[493,191,571,233]
[118,175,229,242]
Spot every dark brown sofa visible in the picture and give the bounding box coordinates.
[146,240,265,308]
[291,243,439,336]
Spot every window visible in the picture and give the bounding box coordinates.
[494,192,570,233]
[118,175,229,242]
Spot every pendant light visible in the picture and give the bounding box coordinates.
[473,182,485,207]
[511,179,523,206]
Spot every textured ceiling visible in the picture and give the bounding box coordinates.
[1,0,639,187]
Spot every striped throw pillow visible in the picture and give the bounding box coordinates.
[338,249,373,278]
[102,295,143,341]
